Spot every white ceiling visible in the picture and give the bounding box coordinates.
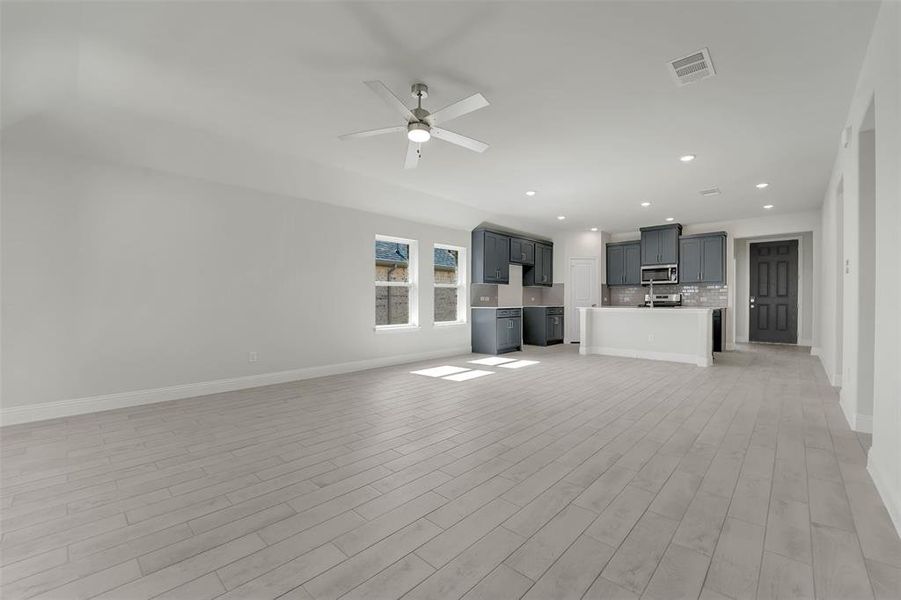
[1,1,879,233]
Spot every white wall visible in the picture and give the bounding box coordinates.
[553,230,606,342]
[609,210,821,351]
[1,150,472,423]
[818,181,845,386]
[816,1,901,533]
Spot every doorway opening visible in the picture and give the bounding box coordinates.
[749,240,799,344]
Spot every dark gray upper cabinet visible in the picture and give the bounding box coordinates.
[606,244,625,285]
[540,244,553,285]
[473,228,552,287]
[640,224,682,265]
[524,242,553,287]
[701,234,726,283]
[624,242,641,285]
[679,237,702,284]
[679,232,726,284]
[606,241,640,286]
[510,238,535,266]
[472,229,510,284]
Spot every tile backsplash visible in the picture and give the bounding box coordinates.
[523,283,564,306]
[608,283,728,308]
[471,283,499,307]
[471,282,564,307]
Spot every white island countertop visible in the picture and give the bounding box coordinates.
[578,306,714,367]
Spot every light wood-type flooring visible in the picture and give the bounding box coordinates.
[2,344,900,599]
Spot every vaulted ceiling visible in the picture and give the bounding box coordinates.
[1,1,879,233]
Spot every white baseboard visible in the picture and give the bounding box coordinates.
[868,451,901,538]
[798,338,813,347]
[0,346,471,427]
[735,335,749,343]
[839,395,873,433]
[580,346,712,368]
[809,345,821,356]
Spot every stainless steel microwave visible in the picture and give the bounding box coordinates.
[640,264,678,285]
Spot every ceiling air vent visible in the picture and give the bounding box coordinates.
[699,187,721,197]
[669,47,716,86]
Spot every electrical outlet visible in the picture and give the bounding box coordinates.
[480,296,490,301]
[248,351,259,363]
[648,334,655,343]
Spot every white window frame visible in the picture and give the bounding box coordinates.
[433,243,467,326]
[374,235,419,331]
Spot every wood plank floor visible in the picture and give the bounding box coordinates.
[2,344,899,599]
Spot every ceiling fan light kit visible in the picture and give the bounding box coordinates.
[340,80,490,169]
[407,122,431,143]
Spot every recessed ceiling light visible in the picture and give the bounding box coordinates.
[756,182,769,189]
[680,154,696,162]
[665,217,675,222]
[763,204,774,209]
[525,190,536,196]
[557,215,566,220]
[641,202,651,207]
[590,227,598,232]
[699,187,721,197]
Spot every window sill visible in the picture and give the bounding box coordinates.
[434,321,468,328]
[374,325,421,334]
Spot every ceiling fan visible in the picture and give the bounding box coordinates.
[339,81,490,169]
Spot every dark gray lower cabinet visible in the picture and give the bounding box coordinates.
[523,306,564,346]
[471,308,522,355]
[679,232,726,284]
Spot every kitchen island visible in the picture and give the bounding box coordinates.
[578,306,714,367]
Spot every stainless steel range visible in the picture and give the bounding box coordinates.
[643,293,682,307]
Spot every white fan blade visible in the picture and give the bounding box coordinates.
[364,80,416,122]
[426,93,489,124]
[339,125,405,140]
[432,128,489,153]
[404,140,420,169]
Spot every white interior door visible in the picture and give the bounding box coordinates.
[568,258,598,342]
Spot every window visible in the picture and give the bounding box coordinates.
[375,236,418,329]
[434,244,466,324]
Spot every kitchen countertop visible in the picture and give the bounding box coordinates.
[471,306,524,309]
[581,306,714,314]
[471,305,563,309]
[608,305,728,310]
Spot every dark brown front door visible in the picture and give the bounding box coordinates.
[749,240,798,344]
